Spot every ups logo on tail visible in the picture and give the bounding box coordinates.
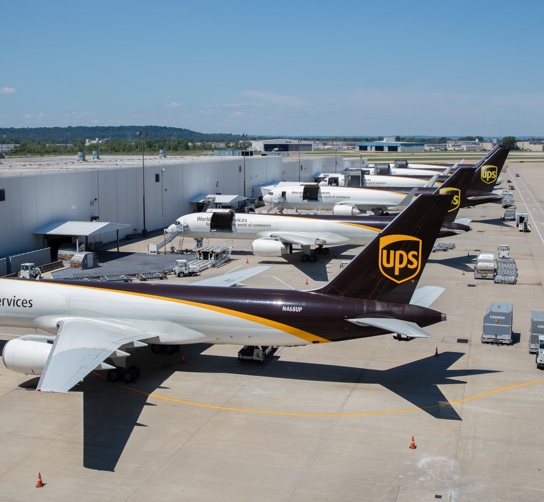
[481,165,498,185]
[379,235,422,284]
[439,187,461,212]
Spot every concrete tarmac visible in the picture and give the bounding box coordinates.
[1,161,544,501]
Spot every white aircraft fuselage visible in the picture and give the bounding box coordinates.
[168,212,381,245]
[262,185,413,213]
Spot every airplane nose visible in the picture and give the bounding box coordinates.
[166,224,178,233]
[263,194,272,204]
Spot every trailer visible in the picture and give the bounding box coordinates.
[482,303,513,345]
[529,311,544,354]
[503,206,516,221]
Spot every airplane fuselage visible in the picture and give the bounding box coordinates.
[263,186,412,212]
[0,279,443,346]
[171,212,382,244]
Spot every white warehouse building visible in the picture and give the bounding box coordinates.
[0,153,336,264]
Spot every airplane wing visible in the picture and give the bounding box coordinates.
[409,286,445,308]
[347,318,432,338]
[37,319,149,393]
[267,232,349,247]
[192,265,270,287]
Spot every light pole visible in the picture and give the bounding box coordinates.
[137,131,148,236]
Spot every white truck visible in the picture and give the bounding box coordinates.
[18,263,41,280]
[516,212,531,232]
[536,336,544,369]
[173,259,199,277]
[497,244,510,259]
[474,252,495,280]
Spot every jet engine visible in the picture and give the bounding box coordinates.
[252,238,293,257]
[332,204,360,216]
[2,335,54,376]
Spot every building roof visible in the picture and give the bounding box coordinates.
[34,221,130,237]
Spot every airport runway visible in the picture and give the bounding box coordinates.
[1,161,544,501]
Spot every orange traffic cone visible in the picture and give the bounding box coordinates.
[36,472,44,488]
[181,355,186,364]
[461,270,465,276]
[246,257,249,264]
[305,278,309,285]
[409,436,417,449]
[434,347,439,357]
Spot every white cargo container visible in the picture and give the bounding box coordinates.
[474,252,495,280]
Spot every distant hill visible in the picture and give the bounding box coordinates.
[0,126,244,144]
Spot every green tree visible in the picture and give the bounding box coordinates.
[501,136,518,149]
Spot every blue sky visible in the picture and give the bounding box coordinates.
[1,0,543,137]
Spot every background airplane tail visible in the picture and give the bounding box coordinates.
[466,144,509,194]
[437,166,475,223]
[316,194,452,304]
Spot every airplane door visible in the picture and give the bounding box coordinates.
[302,185,319,201]
[210,211,235,232]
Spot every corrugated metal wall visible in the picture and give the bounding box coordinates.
[0,156,336,258]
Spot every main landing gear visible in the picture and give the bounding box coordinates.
[107,365,141,384]
[300,245,330,262]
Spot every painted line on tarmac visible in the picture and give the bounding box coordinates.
[101,374,544,417]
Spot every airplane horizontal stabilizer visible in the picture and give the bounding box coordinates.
[454,217,472,226]
[409,286,445,308]
[347,318,432,338]
[191,265,270,287]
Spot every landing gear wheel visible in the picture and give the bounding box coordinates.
[121,369,135,384]
[315,247,322,255]
[128,366,141,379]
[301,254,309,262]
[323,248,330,255]
[151,344,162,354]
[164,345,176,355]
[107,368,121,382]
[309,254,317,263]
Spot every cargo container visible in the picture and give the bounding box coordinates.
[529,311,544,354]
[474,252,495,280]
[482,303,513,345]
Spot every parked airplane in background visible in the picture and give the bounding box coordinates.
[166,166,474,261]
[262,184,418,215]
[263,145,508,214]
[1,194,452,392]
[367,144,509,208]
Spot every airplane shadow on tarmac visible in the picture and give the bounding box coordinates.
[428,253,478,274]
[254,244,360,282]
[11,344,498,471]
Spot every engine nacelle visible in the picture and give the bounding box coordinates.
[2,335,54,376]
[252,238,293,257]
[332,204,360,216]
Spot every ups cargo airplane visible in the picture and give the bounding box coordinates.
[167,166,474,261]
[1,194,452,393]
[263,145,508,215]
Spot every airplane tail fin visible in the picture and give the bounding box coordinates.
[435,166,475,223]
[466,144,509,194]
[316,193,452,303]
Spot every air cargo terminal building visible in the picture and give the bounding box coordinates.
[0,153,336,269]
